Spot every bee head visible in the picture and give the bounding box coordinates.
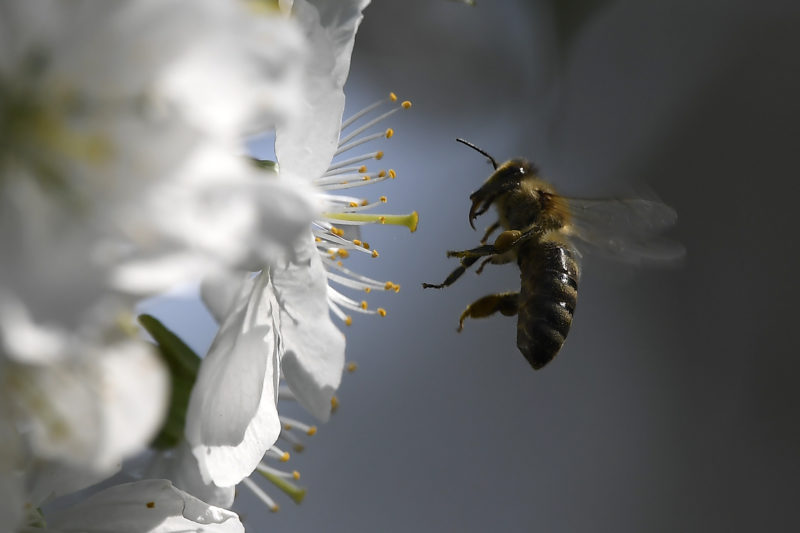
[468,158,535,229]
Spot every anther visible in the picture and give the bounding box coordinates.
[293,471,301,480]
[375,151,384,160]
[353,239,362,246]
[402,100,412,109]
[380,196,387,203]
[349,201,358,207]
[385,128,394,139]
[331,396,339,411]
[337,249,349,258]
[390,92,397,101]
[388,169,396,178]
[345,316,353,326]
[360,301,368,310]
[371,250,379,258]
[347,362,358,372]
[358,165,367,173]
[377,308,387,317]
[364,287,372,293]
[378,170,386,177]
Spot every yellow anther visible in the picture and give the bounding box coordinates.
[293,470,301,480]
[378,170,386,178]
[375,151,384,160]
[401,100,412,109]
[328,252,336,260]
[358,165,367,173]
[384,281,394,290]
[345,316,353,326]
[360,300,368,310]
[362,241,370,249]
[389,92,397,101]
[347,362,358,372]
[380,196,387,203]
[349,201,358,208]
[394,284,401,293]
[315,237,322,242]
[283,423,293,431]
[338,248,349,258]
[385,128,394,139]
[377,308,387,317]
[388,169,397,178]
[378,216,386,224]
[364,287,372,293]
[146,502,155,509]
[360,199,368,206]
[362,175,370,181]
[270,504,280,513]
[331,395,339,410]
[337,261,343,267]
[331,226,344,237]
[292,444,305,452]
[353,239,362,246]
[280,452,290,462]
[371,250,379,258]
[306,426,317,436]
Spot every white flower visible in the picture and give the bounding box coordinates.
[0,0,315,337]
[183,0,374,491]
[40,479,243,533]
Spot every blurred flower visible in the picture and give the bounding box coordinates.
[0,0,315,339]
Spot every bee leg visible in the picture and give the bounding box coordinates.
[480,220,501,244]
[446,243,497,259]
[475,257,493,275]
[422,256,479,289]
[457,292,519,332]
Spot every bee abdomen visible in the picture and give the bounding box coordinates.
[516,240,580,369]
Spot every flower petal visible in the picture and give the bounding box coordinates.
[273,236,345,422]
[46,479,243,533]
[274,0,371,180]
[185,271,281,487]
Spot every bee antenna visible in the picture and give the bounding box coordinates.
[456,138,498,170]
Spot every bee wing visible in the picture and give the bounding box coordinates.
[560,196,685,264]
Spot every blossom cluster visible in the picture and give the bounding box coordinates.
[0,0,414,530]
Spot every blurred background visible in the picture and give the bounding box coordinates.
[151,1,800,531]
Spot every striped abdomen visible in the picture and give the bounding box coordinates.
[516,237,580,369]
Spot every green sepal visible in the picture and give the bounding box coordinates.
[257,469,307,505]
[250,157,278,172]
[138,314,201,450]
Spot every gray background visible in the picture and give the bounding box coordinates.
[154,1,800,531]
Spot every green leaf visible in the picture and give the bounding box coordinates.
[138,314,201,450]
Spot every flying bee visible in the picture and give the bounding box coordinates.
[423,138,681,370]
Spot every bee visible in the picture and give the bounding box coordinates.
[423,138,681,370]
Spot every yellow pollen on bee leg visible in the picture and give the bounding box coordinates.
[377,308,387,317]
[388,169,397,178]
[385,128,394,139]
[371,250,379,258]
[401,100,412,109]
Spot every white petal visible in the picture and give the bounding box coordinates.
[275,0,371,180]
[46,479,243,533]
[273,236,345,422]
[200,272,252,325]
[143,442,235,510]
[185,271,282,487]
